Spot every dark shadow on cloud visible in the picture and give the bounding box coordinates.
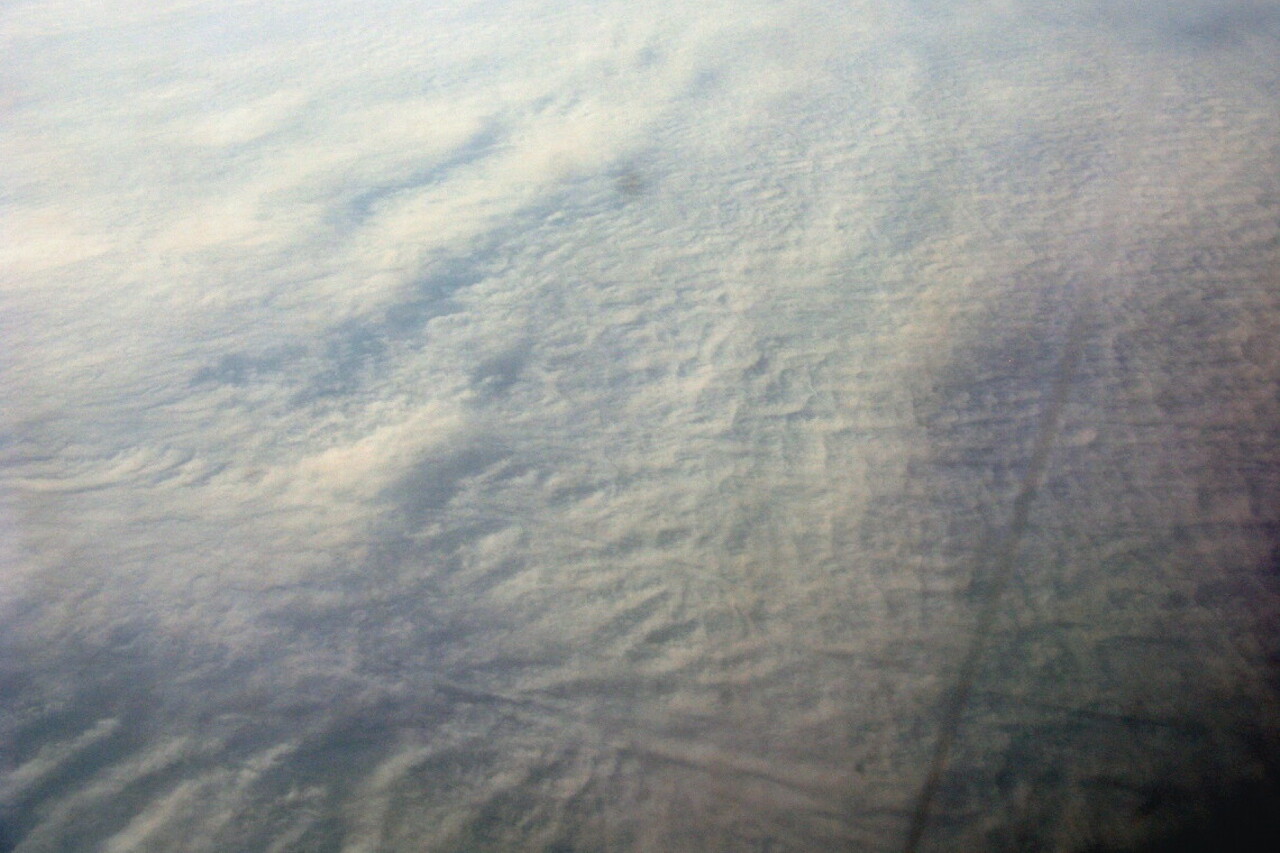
[0,633,173,853]
[877,186,951,256]
[288,252,503,406]
[1074,746,1280,852]
[338,123,506,227]
[976,129,1103,197]
[383,440,513,529]
[379,242,510,339]
[1171,2,1280,48]
[189,345,307,388]
[290,173,626,407]
[906,279,1073,489]
[468,342,532,401]
[305,316,391,399]
[1098,0,1280,50]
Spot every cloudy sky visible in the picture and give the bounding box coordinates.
[3,1,1279,850]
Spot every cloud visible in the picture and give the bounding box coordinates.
[3,1,1280,850]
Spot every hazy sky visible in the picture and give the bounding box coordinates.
[3,2,1279,850]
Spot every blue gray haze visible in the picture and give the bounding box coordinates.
[3,1,1279,850]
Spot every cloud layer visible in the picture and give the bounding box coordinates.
[3,1,1279,849]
